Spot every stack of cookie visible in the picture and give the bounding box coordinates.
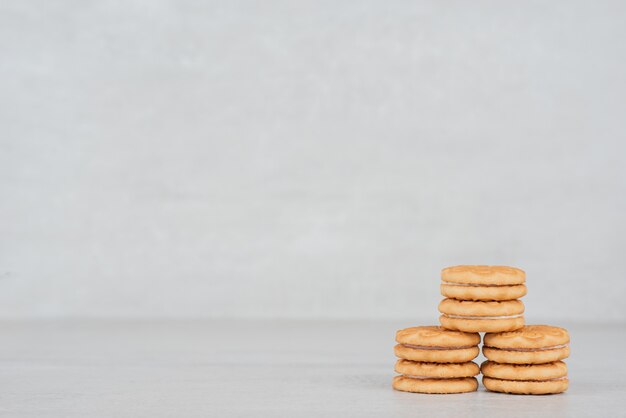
[481,325,570,395]
[392,326,480,394]
[438,266,527,333]
[392,265,571,396]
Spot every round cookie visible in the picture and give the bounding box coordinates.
[481,361,567,381]
[439,299,525,317]
[484,325,569,349]
[395,359,480,378]
[442,265,525,286]
[482,345,569,364]
[440,283,527,301]
[482,325,570,364]
[394,344,479,363]
[482,376,568,395]
[440,315,525,333]
[396,326,480,347]
[393,376,478,394]
[395,326,480,363]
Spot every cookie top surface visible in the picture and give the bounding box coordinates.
[439,299,525,317]
[396,326,480,347]
[441,265,525,285]
[484,325,570,349]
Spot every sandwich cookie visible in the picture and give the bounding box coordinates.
[481,361,568,395]
[393,350,479,394]
[441,265,527,301]
[439,299,525,333]
[482,325,570,364]
[394,326,480,363]
[395,359,479,378]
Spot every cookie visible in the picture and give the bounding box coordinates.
[442,265,525,286]
[481,360,567,381]
[393,376,478,394]
[482,376,568,395]
[396,326,481,347]
[482,325,570,364]
[438,299,525,333]
[441,265,526,301]
[439,299,524,316]
[394,344,480,362]
[394,326,480,363]
[440,283,527,301]
[440,316,525,333]
[395,359,480,378]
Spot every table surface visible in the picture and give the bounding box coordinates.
[1,319,624,417]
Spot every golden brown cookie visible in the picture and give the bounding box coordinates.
[394,326,480,362]
[395,359,479,378]
[484,325,569,349]
[481,361,567,381]
[441,265,525,286]
[482,376,568,395]
[482,325,570,364]
[393,376,478,394]
[440,283,527,301]
[439,315,525,333]
[394,344,480,363]
[482,345,569,364]
[438,299,525,332]
[439,299,525,317]
[396,326,480,347]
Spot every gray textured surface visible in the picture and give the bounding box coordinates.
[1,0,626,321]
[1,320,624,417]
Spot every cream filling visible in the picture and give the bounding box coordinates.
[488,376,568,382]
[537,377,568,382]
[401,375,459,380]
[441,281,523,287]
[401,344,475,350]
[443,313,524,320]
[484,343,569,352]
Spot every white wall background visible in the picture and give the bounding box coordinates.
[1,0,625,321]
